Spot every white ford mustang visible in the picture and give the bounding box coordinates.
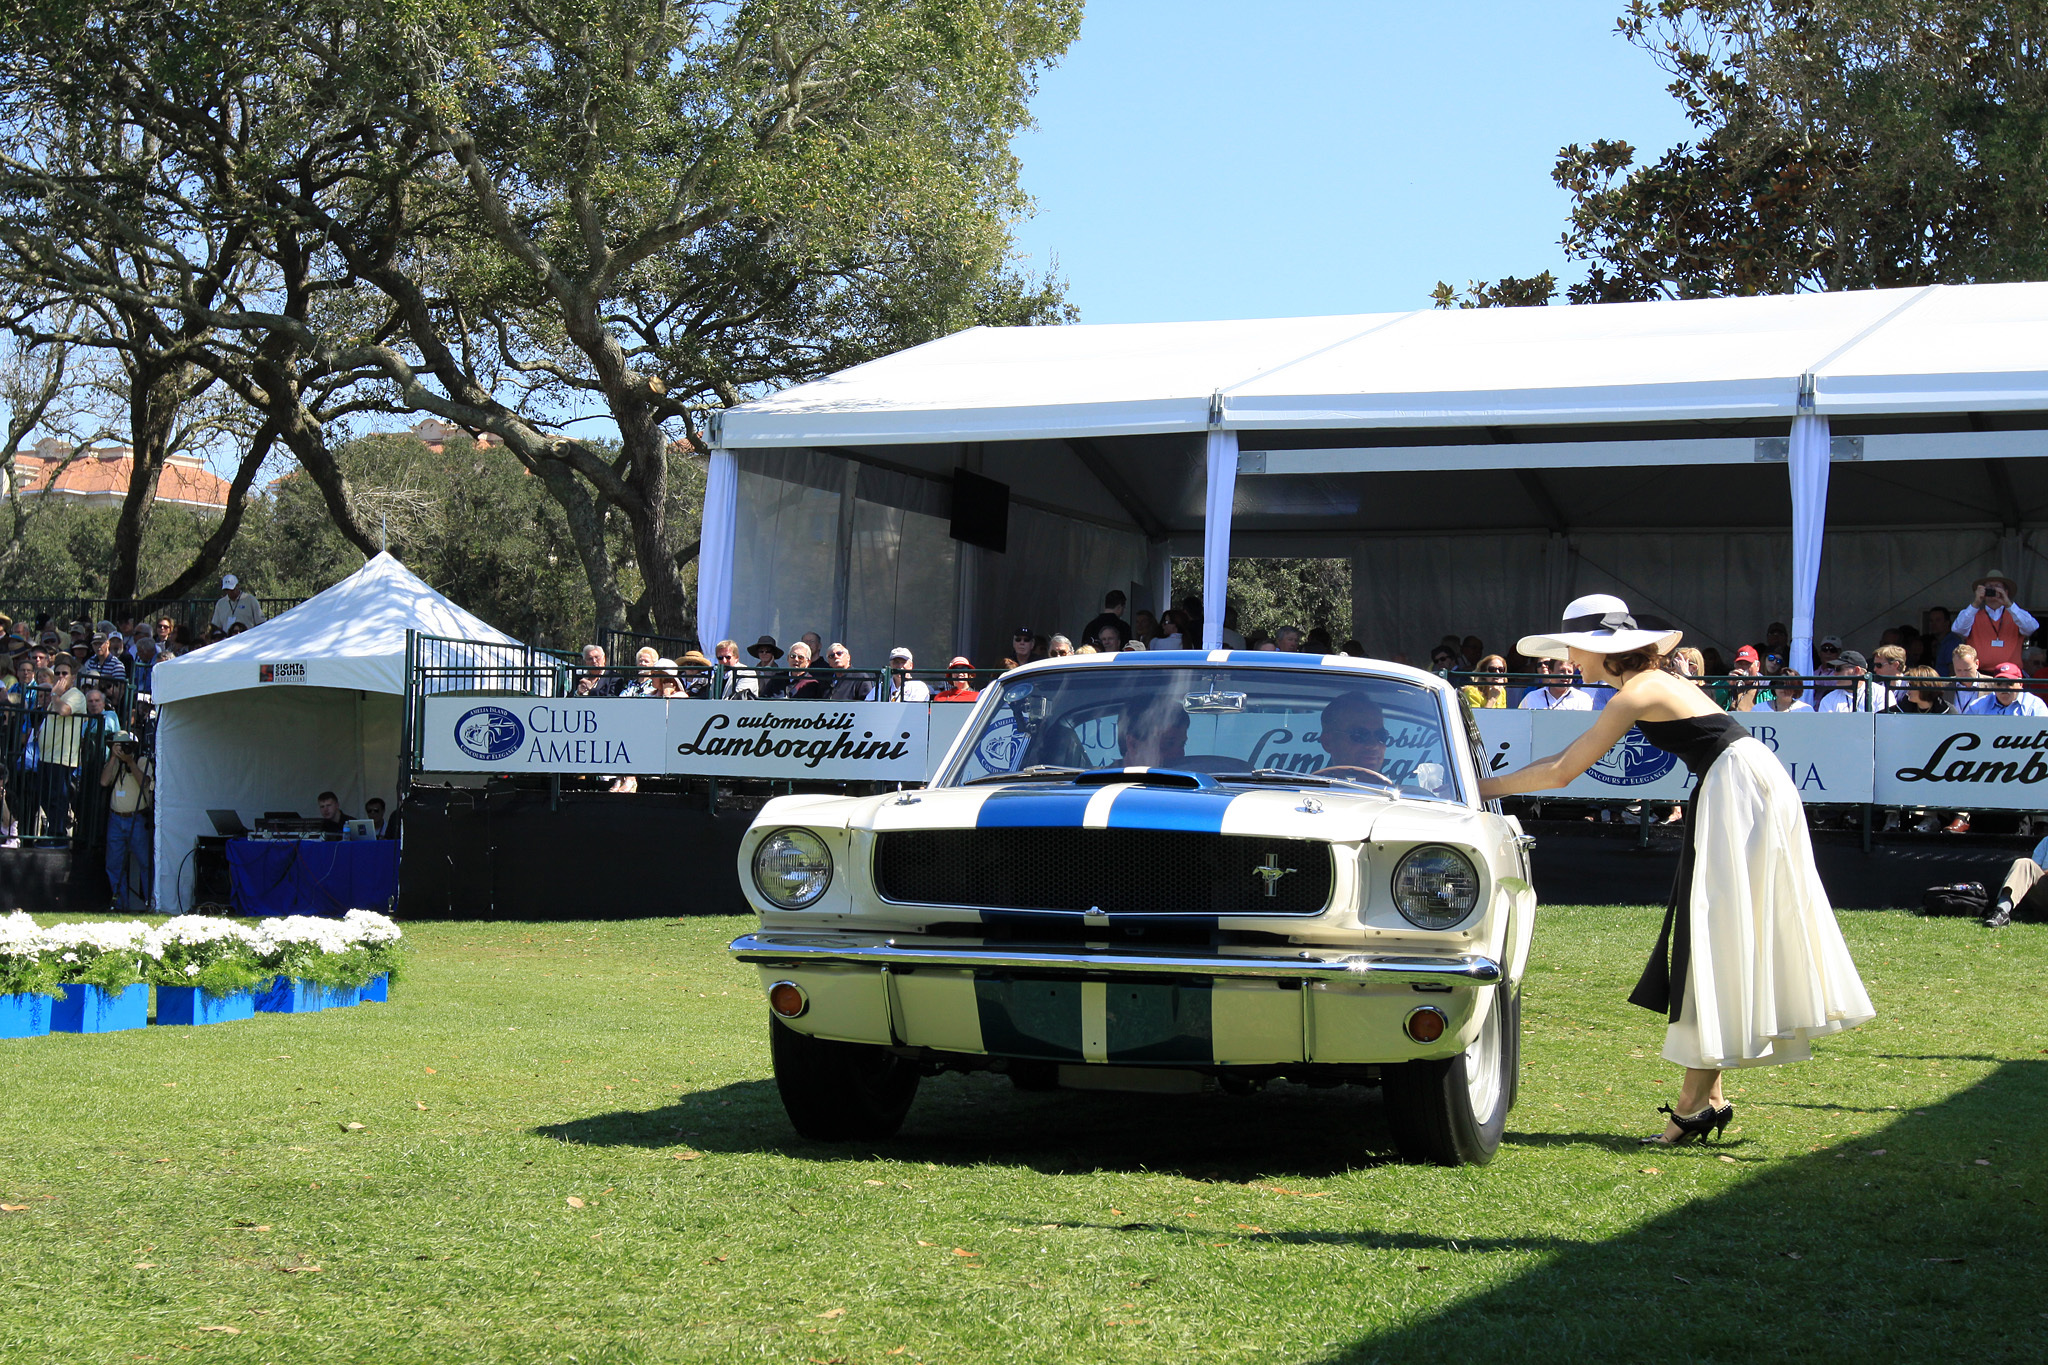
[729,650,1538,1165]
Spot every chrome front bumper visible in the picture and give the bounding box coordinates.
[728,931,1501,986]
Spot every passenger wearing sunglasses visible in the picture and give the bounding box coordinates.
[1315,693,1390,782]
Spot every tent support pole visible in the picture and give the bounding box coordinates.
[1201,427,1238,650]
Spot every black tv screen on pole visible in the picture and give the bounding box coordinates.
[949,468,1010,553]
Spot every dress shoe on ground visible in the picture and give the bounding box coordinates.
[1944,816,1972,834]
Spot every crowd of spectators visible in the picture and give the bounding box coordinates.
[1409,571,2048,723]
[574,571,2048,727]
[0,573,263,861]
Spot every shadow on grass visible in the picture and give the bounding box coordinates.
[1318,1060,2048,1363]
[536,1073,1415,1180]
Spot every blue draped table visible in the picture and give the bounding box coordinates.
[227,839,398,917]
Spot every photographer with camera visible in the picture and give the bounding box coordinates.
[100,729,151,910]
[1951,570,2035,678]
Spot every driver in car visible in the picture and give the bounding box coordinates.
[1315,693,1389,780]
[1117,696,1190,767]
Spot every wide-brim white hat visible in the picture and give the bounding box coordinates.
[1517,594,1682,660]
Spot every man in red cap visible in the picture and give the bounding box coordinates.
[1713,645,1763,712]
[1964,662,2048,716]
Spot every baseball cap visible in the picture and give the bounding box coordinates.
[1836,649,1868,668]
[946,656,973,669]
[222,573,239,589]
[1012,625,1033,638]
[888,646,913,661]
[1734,645,1759,663]
[1994,662,2025,678]
[1818,635,1842,649]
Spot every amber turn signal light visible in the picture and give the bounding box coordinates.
[1404,1005,1447,1044]
[768,980,809,1018]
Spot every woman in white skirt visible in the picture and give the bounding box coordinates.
[1480,595,1875,1145]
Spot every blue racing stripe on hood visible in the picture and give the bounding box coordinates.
[975,786,1096,828]
[1102,786,1239,833]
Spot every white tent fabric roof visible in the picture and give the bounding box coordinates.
[720,281,2048,447]
[149,552,522,704]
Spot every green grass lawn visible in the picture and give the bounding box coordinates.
[1,906,2042,1364]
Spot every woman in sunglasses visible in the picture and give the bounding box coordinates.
[1459,654,1509,709]
[1481,594,1873,1147]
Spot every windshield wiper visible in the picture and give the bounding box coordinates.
[1217,768,1399,795]
[963,765,1085,786]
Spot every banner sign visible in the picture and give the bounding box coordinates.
[668,702,928,781]
[421,696,2028,806]
[259,662,308,684]
[1874,714,2048,810]
[1481,710,1876,803]
[419,697,929,781]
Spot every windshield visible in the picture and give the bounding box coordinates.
[942,665,1465,803]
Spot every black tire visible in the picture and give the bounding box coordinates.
[1382,986,1513,1167]
[768,1015,921,1141]
[1504,985,1524,1113]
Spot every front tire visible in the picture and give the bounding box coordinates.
[1382,986,1514,1166]
[768,1015,921,1141]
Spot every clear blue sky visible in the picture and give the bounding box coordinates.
[1008,1,1699,322]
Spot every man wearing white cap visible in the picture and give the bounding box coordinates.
[885,647,930,702]
[210,573,265,634]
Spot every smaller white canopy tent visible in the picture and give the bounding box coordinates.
[149,552,525,913]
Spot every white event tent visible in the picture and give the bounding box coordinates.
[149,552,525,912]
[695,282,2048,674]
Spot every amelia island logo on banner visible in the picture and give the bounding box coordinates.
[421,699,666,773]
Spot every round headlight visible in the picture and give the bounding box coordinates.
[752,828,833,909]
[1391,844,1481,929]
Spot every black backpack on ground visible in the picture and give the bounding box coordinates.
[1921,882,1989,917]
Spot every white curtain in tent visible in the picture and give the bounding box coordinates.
[155,689,402,914]
[1788,412,1833,682]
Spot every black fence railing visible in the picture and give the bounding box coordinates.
[1452,668,2014,710]
[596,629,701,670]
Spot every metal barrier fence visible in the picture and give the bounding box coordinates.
[596,629,701,668]
[1459,669,2013,709]
[0,695,128,868]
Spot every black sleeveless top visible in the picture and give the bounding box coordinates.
[1635,712,1750,779]
[1627,712,1751,1022]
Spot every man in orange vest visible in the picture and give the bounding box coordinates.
[1952,570,2036,676]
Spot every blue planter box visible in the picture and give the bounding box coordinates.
[322,983,361,1009]
[254,977,324,1014]
[51,982,149,1034]
[156,986,256,1027]
[0,992,52,1039]
[360,974,389,1003]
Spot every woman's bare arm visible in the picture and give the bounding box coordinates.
[1479,693,1644,800]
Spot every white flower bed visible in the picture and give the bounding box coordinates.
[0,911,405,1000]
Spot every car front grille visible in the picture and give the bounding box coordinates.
[872,828,1333,916]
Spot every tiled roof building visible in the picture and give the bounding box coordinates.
[5,439,233,511]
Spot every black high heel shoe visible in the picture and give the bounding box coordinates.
[1640,1102,1735,1145]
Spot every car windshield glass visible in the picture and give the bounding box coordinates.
[941,666,1463,803]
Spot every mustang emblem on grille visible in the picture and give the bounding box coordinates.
[1252,853,1297,897]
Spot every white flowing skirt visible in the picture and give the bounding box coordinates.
[1663,736,1876,1070]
